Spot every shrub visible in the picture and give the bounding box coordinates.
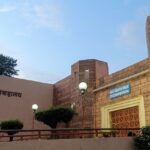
[134,126,150,150]
[1,119,23,141]
[35,106,76,128]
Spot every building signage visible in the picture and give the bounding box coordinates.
[0,90,22,98]
[109,83,130,99]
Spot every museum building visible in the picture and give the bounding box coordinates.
[94,58,149,130]
[0,17,150,129]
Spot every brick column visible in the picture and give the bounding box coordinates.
[146,16,150,57]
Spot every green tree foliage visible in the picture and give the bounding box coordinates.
[35,107,76,128]
[1,119,23,141]
[0,54,18,77]
[134,126,150,149]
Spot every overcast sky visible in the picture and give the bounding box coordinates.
[0,0,149,83]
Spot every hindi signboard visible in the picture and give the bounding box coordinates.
[0,90,22,98]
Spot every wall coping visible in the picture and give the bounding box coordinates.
[93,69,150,92]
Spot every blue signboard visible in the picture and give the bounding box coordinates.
[109,83,130,99]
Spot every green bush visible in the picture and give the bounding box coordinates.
[1,119,23,141]
[134,126,150,150]
[141,126,150,135]
[35,107,76,128]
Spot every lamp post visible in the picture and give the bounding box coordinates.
[32,104,38,129]
[78,82,88,128]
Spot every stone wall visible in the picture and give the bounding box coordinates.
[94,58,150,128]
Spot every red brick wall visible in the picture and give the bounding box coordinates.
[53,76,71,106]
[54,59,108,128]
[97,58,150,87]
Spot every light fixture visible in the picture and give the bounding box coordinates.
[32,104,38,113]
[78,82,88,128]
[78,82,88,95]
[31,104,38,130]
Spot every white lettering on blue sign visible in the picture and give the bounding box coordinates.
[109,83,130,99]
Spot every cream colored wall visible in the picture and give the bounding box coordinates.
[0,76,53,129]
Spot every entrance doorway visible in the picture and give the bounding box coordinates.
[101,96,145,136]
[111,106,140,136]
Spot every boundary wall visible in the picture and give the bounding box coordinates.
[0,138,136,150]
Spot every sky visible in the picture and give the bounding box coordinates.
[0,0,149,83]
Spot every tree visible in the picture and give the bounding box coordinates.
[1,120,23,141]
[0,54,18,77]
[35,107,76,129]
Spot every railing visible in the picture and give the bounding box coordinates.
[0,128,140,142]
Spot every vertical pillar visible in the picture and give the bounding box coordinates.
[146,16,150,57]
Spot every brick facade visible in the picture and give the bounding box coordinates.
[54,58,150,129]
[54,76,71,106]
[94,58,150,128]
[54,59,108,128]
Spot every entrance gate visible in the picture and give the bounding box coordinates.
[111,106,140,136]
